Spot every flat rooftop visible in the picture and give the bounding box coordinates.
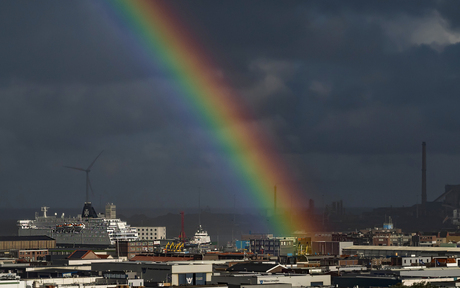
[343,245,460,252]
[0,236,55,241]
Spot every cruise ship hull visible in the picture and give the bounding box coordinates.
[18,228,111,247]
[18,219,112,247]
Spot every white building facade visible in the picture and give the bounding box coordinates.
[132,226,166,240]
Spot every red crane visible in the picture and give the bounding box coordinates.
[179,211,186,243]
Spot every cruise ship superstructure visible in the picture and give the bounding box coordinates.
[18,203,138,247]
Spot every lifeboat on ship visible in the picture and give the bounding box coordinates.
[73,223,85,232]
[63,223,73,232]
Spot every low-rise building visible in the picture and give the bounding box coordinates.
[400,256,431,266]
[343,245,460,258]
[92,261,213,286]
[250,239,280,256]
[373,232,391,246]
[311,241,353,256]
[446,232,460,243]
[118,240,161,259]
[18,249,48,262]
[132,226,166,240]
[419,233,437,246]
[226,262,284,273]
[213,273,331,287]
[0,270,144,288]
[235,240,250,250]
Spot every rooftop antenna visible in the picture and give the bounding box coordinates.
[232,193,235,246]
[198,189,201,227]
[64,150,104,203]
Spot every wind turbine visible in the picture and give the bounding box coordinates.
[64,151,104,203]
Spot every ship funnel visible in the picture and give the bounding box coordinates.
[82,202,98,218]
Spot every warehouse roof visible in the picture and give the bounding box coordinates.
[227,262,283,273]
[0,236,55,241]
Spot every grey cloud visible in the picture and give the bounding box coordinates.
[0,1,153,84]
[2,0,460,209]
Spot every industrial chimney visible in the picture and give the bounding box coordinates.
[422,142,427,205]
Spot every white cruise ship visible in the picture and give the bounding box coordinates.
[18,203,138,247]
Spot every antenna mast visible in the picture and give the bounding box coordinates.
[422,142,427,205]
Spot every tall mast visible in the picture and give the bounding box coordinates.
[422,142,427,205]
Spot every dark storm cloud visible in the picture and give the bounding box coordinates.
[437,1,460,29]
[0,1,154,84]
[166,0,460,206]
[174,0,460,156]
[0,80,171,150]
[170,1,437,65]
[2,0,460,209]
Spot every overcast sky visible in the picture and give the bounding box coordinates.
[1,0,460,211]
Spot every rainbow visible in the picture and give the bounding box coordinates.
[106,0,315,235]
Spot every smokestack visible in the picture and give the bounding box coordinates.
[422,142,427,205]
